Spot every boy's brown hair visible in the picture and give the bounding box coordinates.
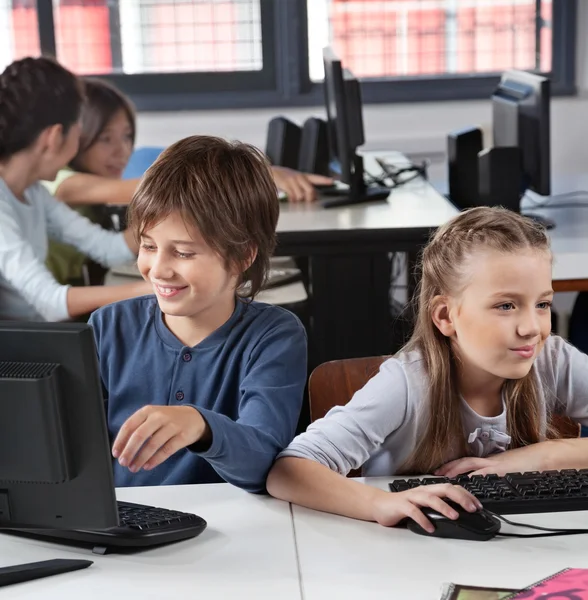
[128,135,279,298]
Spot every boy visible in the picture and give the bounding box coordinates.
[89,135,307,493]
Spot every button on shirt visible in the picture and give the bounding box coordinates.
[89,296,307,492]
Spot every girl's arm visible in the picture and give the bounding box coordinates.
[436,438,588,478]
[66,280,152,318]
[0,199,150,321]
[54,173,139,205]
[267,456,481,531]
[43,187,136,267]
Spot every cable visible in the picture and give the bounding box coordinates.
[487,510,588,539]
[363,158,430,191]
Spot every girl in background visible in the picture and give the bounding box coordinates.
[0,57,151,321]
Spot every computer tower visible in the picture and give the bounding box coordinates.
[447,127,483,210]
[297,117,329,176]
[477,146,522,212]
[265,116,301,170]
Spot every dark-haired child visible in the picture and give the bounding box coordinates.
[0,57,151,321]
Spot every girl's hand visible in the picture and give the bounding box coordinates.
[435,444,552,478]
[112,405,210,472]
[271,166,333,203]
[372,483,482,532]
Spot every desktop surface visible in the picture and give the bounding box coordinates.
[4,478,588,599]
[292,476,588,600]
[0,483,300,600]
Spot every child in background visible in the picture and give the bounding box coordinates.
[44,78,331,284]
[47,78,331,208]
[89,135,307,492]
[268,206,588,531]
[0,57,151,322]
[43,78,137,284]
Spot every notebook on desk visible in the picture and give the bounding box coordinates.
[441,568,588,600]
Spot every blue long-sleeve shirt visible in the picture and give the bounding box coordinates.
[88,296,307,492]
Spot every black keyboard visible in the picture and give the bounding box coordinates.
[389,469,588,515]
[7,501,207,555]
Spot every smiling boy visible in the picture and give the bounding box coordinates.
[89,135,308,492]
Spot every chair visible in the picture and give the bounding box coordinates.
[122,147,164,180]
[308,356,580,477]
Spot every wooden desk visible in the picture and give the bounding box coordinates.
[0,484,301,600]
[292,477,588,600]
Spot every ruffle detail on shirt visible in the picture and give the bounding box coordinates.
[467,425,511,457]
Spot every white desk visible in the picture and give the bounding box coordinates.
[277,151,457,241]
[522,179,588,289]
[292,477,588,600]
[277,151,457,363]
[4,478,588,598]
[0,484,301,600]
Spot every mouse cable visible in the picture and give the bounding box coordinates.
[488,511,588,539]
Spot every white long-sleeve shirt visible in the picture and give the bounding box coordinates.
[279,335,588,475]
[0,178,134,321]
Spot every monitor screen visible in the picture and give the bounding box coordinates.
[0,322,118,530]
[492,70,550,196]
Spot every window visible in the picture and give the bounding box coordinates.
[50,0,263,75]
[308,0,552,80]
[1,1,40,68]
[0,0,576,110]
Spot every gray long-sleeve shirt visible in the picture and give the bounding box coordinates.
[0,178,133,321]
[279,336,588,475]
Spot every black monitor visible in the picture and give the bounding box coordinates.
[492,70,551,196]
[0,321,118,531]
[0,322,118,579]
[492,69,551,227]
[322,47,389,208]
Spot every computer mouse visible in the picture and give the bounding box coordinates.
[405,502,501,541]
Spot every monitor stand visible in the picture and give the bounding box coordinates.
[321,155,390,209]
[0,558,92,587]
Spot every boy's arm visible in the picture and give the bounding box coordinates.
[191,315,307,492]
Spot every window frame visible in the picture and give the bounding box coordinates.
[34,0,576,111]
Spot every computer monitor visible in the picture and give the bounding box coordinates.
[322,47,389,207]
[492,69,551,197]
[0,321,118,531]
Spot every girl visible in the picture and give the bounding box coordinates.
[267,206,588,533]
[44,78,331,284]
[47,78,331,208]
[0,57,151,322]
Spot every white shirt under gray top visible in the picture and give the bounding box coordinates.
[0,178,133,322]
[279,335,588,476]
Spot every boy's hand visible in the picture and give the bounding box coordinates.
[372,483,482,532]
[112,405,210,472]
